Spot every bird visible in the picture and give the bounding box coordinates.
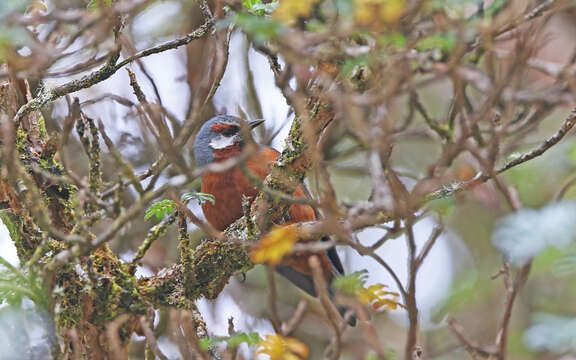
[193,114,355,325]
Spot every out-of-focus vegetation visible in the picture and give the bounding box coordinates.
[1,0,576,359]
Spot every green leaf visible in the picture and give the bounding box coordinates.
[341,56,370,79]
[428,197,455,217]
[233,13,285,43]
[199,338,214,352]
[226,332,261,347]
[332,270,369,296]
[483,0,507,18]
[145,199,176,220]
[242,0,261,9]
[432,270,486,321]
[0,258,45,308]
[200,332,260,351]
[492,201,576,267]
[87,0,112,10]
[182,192,215,206]
[426,0,482,14]
[0,211,21,246]
[242,0,277,16]
[566,142,576,167]
[378,33,407,48]
[416,33,457,53]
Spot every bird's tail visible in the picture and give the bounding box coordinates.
[276,265,357,326]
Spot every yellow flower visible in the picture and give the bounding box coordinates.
[256,334,309,360]
[357,284,401,312]
[251,226,299,265]
[273,0,319,26]
[355,0,405,28]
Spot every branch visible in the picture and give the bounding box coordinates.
[115,18,215,69]
[447,317,495,360]
[425,107,576,202]
[13,15,214,128]
[309,256,342,360]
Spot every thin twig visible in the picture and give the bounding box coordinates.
[447,317,494,359]
[426,107,576,202]
[309,256,342,360]
[139,315,169,360]
[281,300,308,336]
[266,266,282,334]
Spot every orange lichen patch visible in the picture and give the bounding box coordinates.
[210,123,239,133]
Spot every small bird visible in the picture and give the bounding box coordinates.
[194,114,355,325]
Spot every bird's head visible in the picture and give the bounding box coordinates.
[193,115,264,167]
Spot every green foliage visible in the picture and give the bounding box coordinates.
[334,0,355,16]
[341,56,370,79]
[145,193,214,220]
[378,32,407,48]
[87,0,112,10]
[429,197,455,217]
[365,349,396,360]
[199,338,213,352]
[0,211,20,247]
[226,332,261,347]
[416,33,457,53]
[504,159,548,206]
[145,199,175,220]
[181,192,215,206]
[242,0,277,16]
[199,332,261,352]
[433,270,491,321]
[427,0,482,17]
[567,142,576,167]
[0,257,46,309]
[482,0,507,18]
[492,202,576,267]
[232,13,285,44]
[332,269,369,296]
[0,27,29,61]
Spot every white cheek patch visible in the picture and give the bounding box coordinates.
[209,134,240,149]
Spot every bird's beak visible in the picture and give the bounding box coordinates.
[248,119,265,129]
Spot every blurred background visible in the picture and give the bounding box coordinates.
[2,0,576,359]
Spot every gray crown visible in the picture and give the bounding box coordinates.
[193,115,243,167]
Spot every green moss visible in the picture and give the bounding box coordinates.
[15,127,28,154]
[183,241,252,300]
[0,210,30,260]
[53,264,86,330]
[87,116,102,194]
[53,246,148,336]
[138,264,186,308]
[89,247,147,327]
[37,116,47,140]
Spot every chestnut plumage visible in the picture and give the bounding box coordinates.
[194,115,355,325]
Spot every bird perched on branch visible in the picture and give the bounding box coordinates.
[194,114,355,325]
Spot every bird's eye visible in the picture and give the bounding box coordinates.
[222,127,239,136]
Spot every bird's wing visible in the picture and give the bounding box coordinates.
[254,147,356,325]
[253,147,345,279]
[324,236,345,275]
